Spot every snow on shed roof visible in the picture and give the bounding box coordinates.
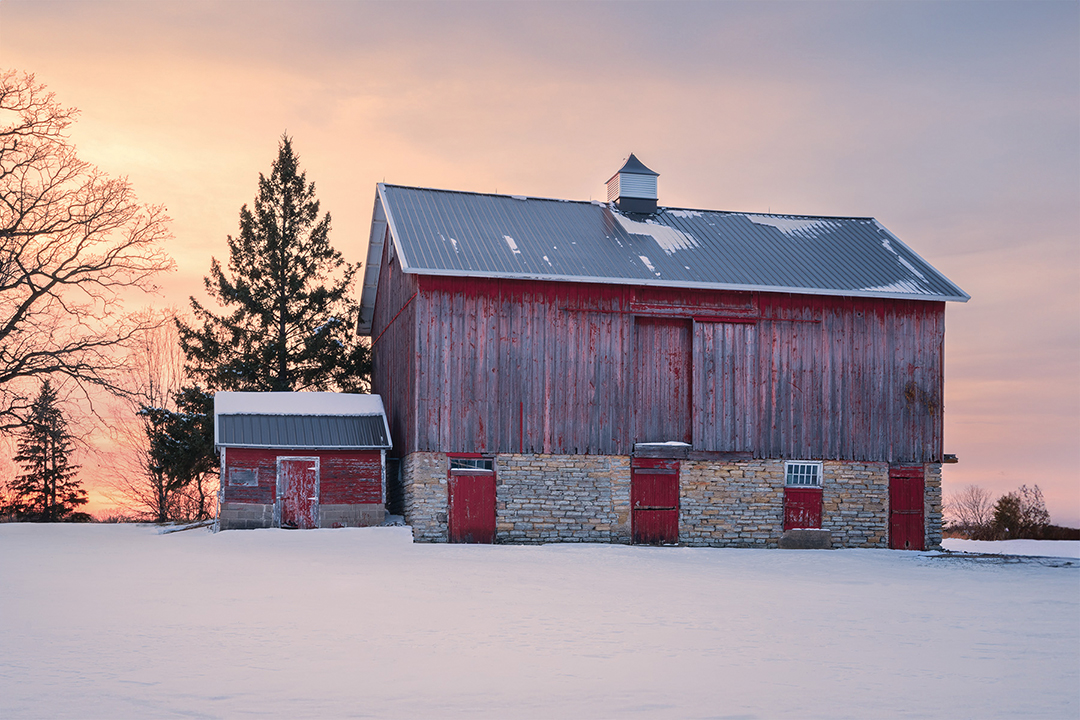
[213,392,390,449]
[359,183,968,334]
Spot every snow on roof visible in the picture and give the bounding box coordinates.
[214,392,386,418]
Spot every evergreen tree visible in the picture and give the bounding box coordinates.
[177,134,369,392]
[139,386,217,522]
[992,484,1050,540]
[10,380,89,522]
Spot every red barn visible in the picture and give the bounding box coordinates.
[358,155,968,549]
[214,392,392,530]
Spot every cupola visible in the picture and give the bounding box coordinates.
[606,153,659,214]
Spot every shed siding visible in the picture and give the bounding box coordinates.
[221,447,383,505]
[383,274,944,463]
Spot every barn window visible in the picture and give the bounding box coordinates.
[229,468,258,487]
[785,461,822,487]
[450,457,494,471]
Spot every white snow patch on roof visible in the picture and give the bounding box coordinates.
[747,215,841,237]
[615,213,700,256]
[214,392,386,418]
[511,195,528,201]
[542,255,552,266]
[881,238,928,281]
[439,233,459,253]
[638,255,656,273]
[666,209,703,218]
[862,281,929,294]
[503,235,522,254]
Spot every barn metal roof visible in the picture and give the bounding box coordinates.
[217,414,390,449]
[359,183,968,334]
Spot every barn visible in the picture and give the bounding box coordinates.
[358,155,969,549]
[214,391,392,530]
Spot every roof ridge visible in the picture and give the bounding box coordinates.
[381,183,598,206]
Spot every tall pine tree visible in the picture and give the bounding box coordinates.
[11,380,88,522]
[178,134,369,392]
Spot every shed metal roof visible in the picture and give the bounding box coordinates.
[359,183,968,334]
[217,414,390,449]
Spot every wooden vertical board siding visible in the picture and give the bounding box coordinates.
[634,317,692,444]
[381,269,945,462]
[694,321,756,451]
[369,234,417,458]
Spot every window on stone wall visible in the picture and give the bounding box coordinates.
[229,468,258,486]
[450,457,493,471]
[785,461,823,487]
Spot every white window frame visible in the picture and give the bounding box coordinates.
[785,460,823,488]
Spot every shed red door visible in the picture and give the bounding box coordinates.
[889,465,925,550]
[279,457,319,529]
[784,488,823,530]
[632,459,679,544]
[448,470,496,543]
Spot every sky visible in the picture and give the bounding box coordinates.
[1,0,1077,525]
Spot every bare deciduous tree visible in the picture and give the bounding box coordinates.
[103,312,193,521]
[0,70,174,429]
[944,484,996,539]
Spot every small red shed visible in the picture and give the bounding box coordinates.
[214,392,392,530]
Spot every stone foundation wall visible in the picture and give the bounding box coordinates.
[219,502,274,530]
[495,454,631,544]
[821,461,890,548]
[318,503,385,528]
[924,464,943,549]
[401,452,449,542]
[399,451,939,549]
[679,459,785,547]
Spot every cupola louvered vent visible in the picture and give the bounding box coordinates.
[606,153,659,214]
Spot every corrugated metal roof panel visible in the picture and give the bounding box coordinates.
[375,184,969,303]
[218,414,390,449]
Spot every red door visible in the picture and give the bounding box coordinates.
[632,459,679,544]
[279,457,319,529]
[784,488,823,530]
[448,469,496,543]
[889,466,925,550]
[635,318,693,444]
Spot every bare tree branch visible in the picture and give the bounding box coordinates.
[0,70,174,429]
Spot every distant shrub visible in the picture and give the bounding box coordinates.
[1035,524,1080,541]
[992,485,1050,540]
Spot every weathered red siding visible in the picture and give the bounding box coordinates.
[369,272,945,464]
[370,228,419,469]
[222,447,383,504]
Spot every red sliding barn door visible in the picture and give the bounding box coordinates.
[278,457,319,529]
[635,318,693,444]
[448,469,496,544]
[632,459,679,545]
[889,465,925,550]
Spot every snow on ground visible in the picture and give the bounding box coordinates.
[1,525,1077,719]
[943,538,1080,559]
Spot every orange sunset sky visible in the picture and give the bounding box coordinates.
[1,1,1078,525]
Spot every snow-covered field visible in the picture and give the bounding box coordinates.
[942,537,1080,558]
[1,525,1077,719]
